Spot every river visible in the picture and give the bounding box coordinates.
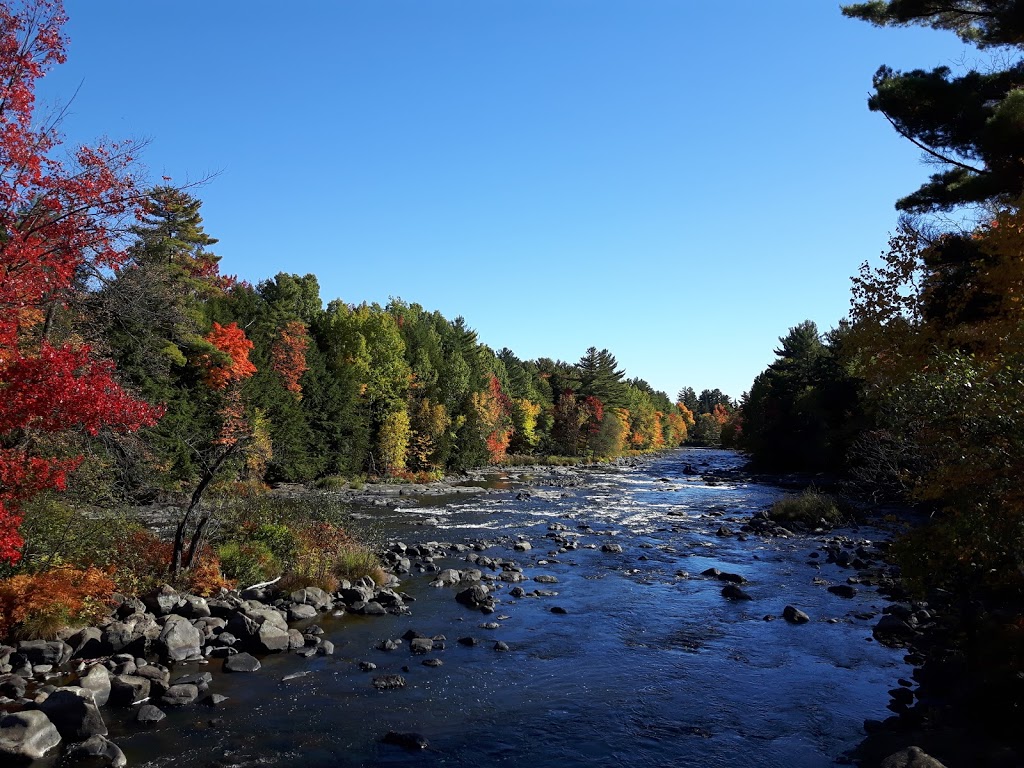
[107,448,905,767]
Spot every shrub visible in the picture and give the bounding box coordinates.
[313,475,349,490]
[0,567,115,640]
[218,540,281,588]
[281,522,383,592]
[107,529,232,597]
[7,495,135,576]
[768,487,845,527]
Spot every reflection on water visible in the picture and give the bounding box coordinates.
[108,448,901,768]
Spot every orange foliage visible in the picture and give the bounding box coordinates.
[472,375,514,463]
[108,529,232,597]
[271,320,309,399]
[0,566,115,638]
[198,322,257,390]
[712,403,730,426]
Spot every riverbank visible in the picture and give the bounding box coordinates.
[0,449,973,767]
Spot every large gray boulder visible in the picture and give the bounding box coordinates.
[160,683,199,707]
[17,639,71,667]
[144,585,186,616]
[155,614,203,661]
[455,584,495,613]
[100,620,145,656]
[37,686,107,741]
[108,674,151,707]
[78,664,111,707]
[0,710,61,760]
[180,594,212,619]
[290,587,332,609]
[227,613,289,653]
[67,627,105,659]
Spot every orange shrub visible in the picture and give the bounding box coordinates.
[108,528,233,597]
[0,567,115,639]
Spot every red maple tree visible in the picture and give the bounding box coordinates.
[0,1,161,563]
[197,322,257,391]
[270,320,309,398]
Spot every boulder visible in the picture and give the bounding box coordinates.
[431,569,461,587]
[359,601,388,616]
[0,710,61,760]
[17,639,71,667]
[372,675,406,690]
[64,734,127,768]
[100,621,145,656]
[37,687,107,741]
[180,594,212,619]
[224,652,261,673]
[290,587,332,610]
[288,604,318,621]
[77,664,111,707]
[144,585,185,616]
[155,615,203,662]
[67,627,105,660]
[171,672,212,690]
[0,673,28,699]
[136,704,166,724]
[717,572,747,584]
[160,684,200,707]
[783,605,810,624]
[228,613,290,653]
[409,638,434,655]
[721,584,753,601]
[874,615,917,644]
[601,543,623,553]
[828,584,858,599]
[880,746,948,768]
[455,584,495,612]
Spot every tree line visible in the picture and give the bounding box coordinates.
[0,1,738,573]
[737,1,1024,604]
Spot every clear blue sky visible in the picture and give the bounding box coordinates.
[42,1,972,400]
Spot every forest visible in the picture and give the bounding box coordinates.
[735,0,1024,744]
[0,1,743,623]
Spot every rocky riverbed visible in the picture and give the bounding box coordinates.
[0,449,953,767]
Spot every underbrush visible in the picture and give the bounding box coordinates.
[769,487,847,527]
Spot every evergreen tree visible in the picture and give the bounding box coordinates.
[577,347,629,408]
[843,1,1024,211]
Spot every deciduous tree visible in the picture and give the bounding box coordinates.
[0,0,160,562]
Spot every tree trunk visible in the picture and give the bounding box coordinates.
[170,442,239,580]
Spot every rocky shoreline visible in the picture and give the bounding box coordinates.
[0,452,1000,767]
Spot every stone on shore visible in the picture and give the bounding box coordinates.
[155,615,203,661]
[38,687,107,741]
[108,674,151,707]
[224,652,261,673]
[0,710,61,760]
[78,664,111,707]
[136,704,166,724]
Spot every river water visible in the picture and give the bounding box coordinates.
[109,448,905,767]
